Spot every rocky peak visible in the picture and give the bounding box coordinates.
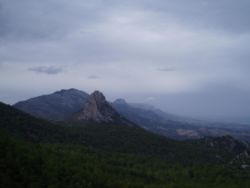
[73,91,124,123]
[90,90,106,103]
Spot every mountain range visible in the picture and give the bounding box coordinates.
[1,90,250,187]
[14,88,250,141]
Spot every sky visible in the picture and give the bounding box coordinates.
[0,0,250,122]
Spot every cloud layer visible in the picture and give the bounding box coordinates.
[28,66,63,75]
[0,0,250,121]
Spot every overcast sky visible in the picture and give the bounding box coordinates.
[0,0,250,122]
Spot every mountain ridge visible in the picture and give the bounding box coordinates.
[13,88,250,141]
[14,88,89,121]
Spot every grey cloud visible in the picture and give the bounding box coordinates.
[2,0,249,43]
[28,66,63,75]
[131,0,250,34]
[161,84,250,119]
[0,0,103,41]
[1,0,250,65]
[88,75,99,79]
[158,68,176,72]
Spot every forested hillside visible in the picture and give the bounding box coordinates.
[1,102,250,187]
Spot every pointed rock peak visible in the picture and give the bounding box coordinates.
[113,98,127,105]
[90,90,106,102]
[72,90,133,125]
[73,90,115,123]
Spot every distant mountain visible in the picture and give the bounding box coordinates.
[130,102,200,124]
[73,91,133,125]
[14,88,89,121]
[13,88,250,141]
[112,99,168,128]
[112,99,250,141]
[112,99,200,139]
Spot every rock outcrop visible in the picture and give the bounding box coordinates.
[74,91,129,124]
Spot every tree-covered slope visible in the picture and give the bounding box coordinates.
[1,101,250,187]
[1,130,250,188]
[1,101,249,164]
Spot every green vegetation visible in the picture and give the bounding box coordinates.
[1,102,250,187]
[1,131,250,188]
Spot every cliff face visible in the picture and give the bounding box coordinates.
[74,91,124,123]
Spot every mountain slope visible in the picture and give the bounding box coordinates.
[113,99,250,141]
[14,88,89,121]
[2,130,250,188]
[1,101,250,164]
[112,99,202,139]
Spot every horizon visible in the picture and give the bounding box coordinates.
[4,87,250,125]
[1,0,250,122]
